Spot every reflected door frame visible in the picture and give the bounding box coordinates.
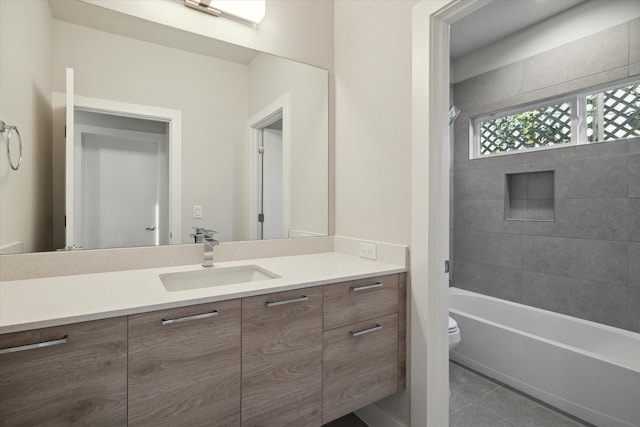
[246,94,291,240]
[59,88,182,249]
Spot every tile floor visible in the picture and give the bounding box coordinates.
[449,361,593,427]
[321,362,594,427]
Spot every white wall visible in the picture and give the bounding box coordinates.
[81,0,334,70]
[453,0,640,83]
[334,1,416,247]
[334,1,418,424]
[248,53,329,237]
[0,0,53,253]
[51,19,249,244]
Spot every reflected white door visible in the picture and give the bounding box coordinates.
[260,128,283,239]
[81,134,162,249]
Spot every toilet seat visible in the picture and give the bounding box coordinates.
[448,316,459,334]
[449,316,461,350]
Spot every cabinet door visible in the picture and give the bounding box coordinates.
[323,313,399,424]
[128,300,241,427]
[242,287,323,427]
[0,317,127,426]
[323,274,398,330]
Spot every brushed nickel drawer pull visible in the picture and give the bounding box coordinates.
[161,310,218,326]
[0,335,69,354]
[350,324,382,337]
[351,282,384,292]
[265,295,308,307]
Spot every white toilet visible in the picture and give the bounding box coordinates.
[449,316,461,350]
[449,316,461,398]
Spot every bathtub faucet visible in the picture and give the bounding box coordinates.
[191,227,219,267]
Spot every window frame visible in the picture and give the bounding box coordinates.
[469,77,639,159]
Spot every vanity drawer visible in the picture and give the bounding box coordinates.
[128,300,241,427]
[0,317,127,426]
[242,287,323,427]
[323,274,399,330]
[322,313,399,424]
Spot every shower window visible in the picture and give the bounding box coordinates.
[586,83,640,143]
[470,79,640,159]
[478,101,573,156]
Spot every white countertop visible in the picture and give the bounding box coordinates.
[0,251,406,334]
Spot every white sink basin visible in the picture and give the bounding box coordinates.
[160,265,280,292]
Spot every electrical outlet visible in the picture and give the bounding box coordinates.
[359,242,377,260]
[193,205,202,219]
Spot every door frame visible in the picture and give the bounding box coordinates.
[411,1,490,426]
[246,94,291,240]
[74,124,168,248]
[67,94,182,246]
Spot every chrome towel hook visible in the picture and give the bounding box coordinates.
[0,120,22,171]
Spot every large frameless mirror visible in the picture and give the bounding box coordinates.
[0,0,329,253]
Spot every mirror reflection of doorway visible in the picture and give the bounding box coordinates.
[246,94,291,241]
[257,117,284,240]
[76,113,169,249]
[63,67,182,250]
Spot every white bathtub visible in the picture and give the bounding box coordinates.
[449,287,640,427]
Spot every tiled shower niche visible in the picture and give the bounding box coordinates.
[504,171,555,221]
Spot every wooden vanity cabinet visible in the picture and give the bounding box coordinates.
[323,313,399,423]
[128,300,241,427]
[0,317,127,426]
[322,273,406,424]
[241,287,323,427]
[0,272,405,426]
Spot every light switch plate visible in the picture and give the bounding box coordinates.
[193,205,202,219]
[359,243,377,260]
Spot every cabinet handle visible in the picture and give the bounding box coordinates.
[0,335,69,354]
[351,282,384,292]
[161,310,218,326]
[265,295,308,307]
[350,324,382,337]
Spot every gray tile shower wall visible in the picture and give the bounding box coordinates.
[451,18,640,333]
[521,24,629,93]
[630,244,640,288]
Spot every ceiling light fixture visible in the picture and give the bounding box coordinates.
[184,0,265,24]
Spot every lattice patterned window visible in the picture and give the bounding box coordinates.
[586,83,640,143]
[479,102,572,155]
[470,79,639,159]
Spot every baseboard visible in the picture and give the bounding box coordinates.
[0,241,24,255]
[288,229,327,238]
[355,404,407,427]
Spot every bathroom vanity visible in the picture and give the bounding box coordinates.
[0,252,406,426]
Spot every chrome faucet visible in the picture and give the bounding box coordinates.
[191,227,219,267]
